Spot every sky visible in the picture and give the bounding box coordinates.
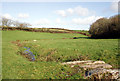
[0,1,119,30]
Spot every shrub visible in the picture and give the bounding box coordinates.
[89,15,120,38]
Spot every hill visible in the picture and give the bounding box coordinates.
[2,30,118,79]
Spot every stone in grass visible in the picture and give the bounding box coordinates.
[62,60,112,69]
[93,61,105,64]
[62,60,93,65]
[33,40,37,42]
[85,68,119,80]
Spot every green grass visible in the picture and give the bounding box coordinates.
[2,30,118,79]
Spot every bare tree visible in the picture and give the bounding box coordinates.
[1,17,31,28]
[12,21,20,27]
[12,21,31,27]
[2,17,13,27]
[18,22,31,27]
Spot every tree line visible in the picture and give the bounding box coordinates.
[0,17,31,27]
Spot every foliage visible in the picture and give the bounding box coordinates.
[89,14,120,38]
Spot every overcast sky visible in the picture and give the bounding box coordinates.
[1,1,119,30]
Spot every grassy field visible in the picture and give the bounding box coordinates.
[73,30,90,35]
[2,30,118,79]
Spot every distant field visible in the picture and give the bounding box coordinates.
[1,27,91,37]
[73,30,90,35]
[2,30,118,79]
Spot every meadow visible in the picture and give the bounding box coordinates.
[2,30,118,79]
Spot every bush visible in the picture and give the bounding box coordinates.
[89,15,120,38]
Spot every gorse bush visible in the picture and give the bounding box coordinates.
[89,14,120,38]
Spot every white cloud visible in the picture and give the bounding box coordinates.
[56,18,61,23]
[18,13,29,18]
[55,18,67,25]
[111,2,118,12]
[67,8,74,14]
[74,6,89,16]
[55,6,94,17]
[56,10,66,17]
[34,18,51,25]
[72,16,103,25]
[1,13,20,22]
[32,16,103,30]
[3,13,13,19]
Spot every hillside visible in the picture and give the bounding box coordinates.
[2,30,118,79]
[1,27,91,37]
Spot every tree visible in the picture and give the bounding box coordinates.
[12,21,20,27]
[1,17,31,28]
[89,14,120,38]
[18,23,31,27]
[2,17,13,27]
[13,21,31,28]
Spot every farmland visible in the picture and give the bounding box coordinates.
[2,30,118,79]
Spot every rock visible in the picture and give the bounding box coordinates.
[62,60,111,69]
[93,61,105,64]
[85,68,120,80]
[79,64,112,69]
[62,60,93,65]
[33,40,37,42]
